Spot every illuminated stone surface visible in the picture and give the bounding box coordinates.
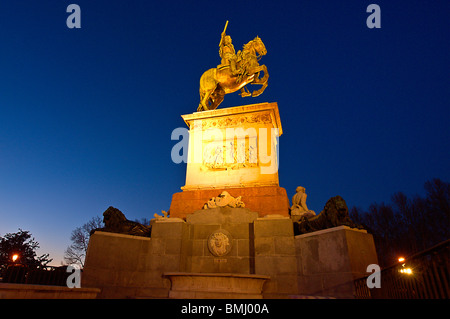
[295,226,379,298]
[82,102,378,299]
[83,219,378,298]
[163,272,269,299]
[182,102,282,190]
[170,186,290,219]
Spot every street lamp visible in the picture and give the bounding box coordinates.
[11,254,19,263]
[397,256,414,275]
[400,268,413,275]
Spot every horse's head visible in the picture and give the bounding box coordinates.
[242,36,267,58]
[252,36,267,56]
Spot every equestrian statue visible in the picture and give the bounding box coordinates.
[197,21,269,112]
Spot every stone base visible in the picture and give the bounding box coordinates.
[295,226,378,299]
[82,217,378,299]
[0,283,100,299]
[164,272,269,299]
[253,216,299,298]
[181,102,282,190]
[82,231,176,299]
[169,186,290,219]
[82,211,299,299]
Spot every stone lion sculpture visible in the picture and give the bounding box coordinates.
[90,206,151,237]
[294,196,363,235]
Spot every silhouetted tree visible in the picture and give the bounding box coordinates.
[350,178,449,267]
[64,216,103,267]
[423,178,450,245]
[0,229,52,273]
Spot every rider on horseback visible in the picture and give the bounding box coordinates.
[218,24,240,77]
[197,21,268,111]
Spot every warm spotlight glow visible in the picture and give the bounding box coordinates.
[11,254,19,262]
[400,268,413,275]
[398,257,405,263]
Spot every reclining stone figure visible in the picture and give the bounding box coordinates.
[91,206,151,237]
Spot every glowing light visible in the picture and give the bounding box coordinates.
[400,268,413,275]
[398,257,405,263]
[11,254,19,262]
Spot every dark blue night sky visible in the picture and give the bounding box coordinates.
[1,1,449,264]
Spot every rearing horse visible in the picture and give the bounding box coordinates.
[197,36,269,112]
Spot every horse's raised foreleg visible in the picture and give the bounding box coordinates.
[250,65,269,97]
[240,86,251,97]
[251,82,268,97]
[251,65,268,85]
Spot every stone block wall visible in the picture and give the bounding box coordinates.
[83,215,377,299]
[186,222,255,274]
[82,223,188,299]
[185,207,257,274]
[253,217,299,298]
[294,226,378,298]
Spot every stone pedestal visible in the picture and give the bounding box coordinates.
[170,186,290,219]
[83,209,301,298]
[181,102,282,190]
[294,226,378,298]
[170,102,289,220]
[83,221,378,299]
[163,273,269,299]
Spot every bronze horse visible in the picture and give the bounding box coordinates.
[197,36,269,112]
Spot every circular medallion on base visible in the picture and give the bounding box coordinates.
[207,229,233,257]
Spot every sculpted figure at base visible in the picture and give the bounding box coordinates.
[197,21,269,112]
[91,206,152,237]
[154,210,169,219]
[290,186,316,219]
[294,196,363,235]
[203,191,245,209]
